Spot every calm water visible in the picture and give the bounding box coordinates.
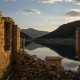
[25,42,80,71]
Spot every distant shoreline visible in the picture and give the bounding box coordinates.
[34,38,75,45]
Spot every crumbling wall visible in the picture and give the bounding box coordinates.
[12,25,20,52]
[75,27,80,59]
[0,16,4,53]
[0,12,21,80]
[0,17,12,80]
[0,15,5,80]
[0,50,12,80]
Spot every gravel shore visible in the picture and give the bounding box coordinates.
[10,51,80,80]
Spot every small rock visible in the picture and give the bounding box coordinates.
[21,77,27,80]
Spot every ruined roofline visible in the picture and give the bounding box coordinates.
[2,17,14,23]
[12,24,19,28]
[0,11,18,25]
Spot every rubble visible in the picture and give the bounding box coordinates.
[10,51,80,80]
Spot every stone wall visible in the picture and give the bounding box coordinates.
[0,50,12,80]
[12,25,20,52]
[75,27,80,59]
[0,15,4,53]
[0,12,21,80]
[4,22,12,50]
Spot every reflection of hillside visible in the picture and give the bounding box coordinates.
[25,42,31,46]
[25,42,44,50]
[36,43,77,60]
[25,42,77,60]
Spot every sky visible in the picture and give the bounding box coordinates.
[0,0,80,32]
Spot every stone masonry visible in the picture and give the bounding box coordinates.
[0,11,20,80]
[75,27,80,60]
[12,25,20,52]
[45,56,62,66]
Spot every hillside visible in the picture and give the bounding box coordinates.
[38,20,80,38]
[21,28,49,39]
[20,32,32,39]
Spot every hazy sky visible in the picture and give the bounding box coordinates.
[0,0,80,31]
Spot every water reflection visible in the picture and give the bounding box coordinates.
[62,58,80,71]
[39,44,77,60]
[25,42,80,71]
[25,42,44,50]
[26,42,76,60]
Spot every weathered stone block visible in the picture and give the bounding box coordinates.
[45,56,62,66]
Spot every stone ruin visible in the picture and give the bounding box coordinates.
[75,27,80,60]
[45,56,62,66]
[0,11,21,80]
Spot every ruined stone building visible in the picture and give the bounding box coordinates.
[75,27,80,60]
[0,11,20,80]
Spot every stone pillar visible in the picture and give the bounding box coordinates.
[0,14,13,80]
[75,27,80,59]
[22,38,25,51]
[20,38,22,49]
[12,25,20,52]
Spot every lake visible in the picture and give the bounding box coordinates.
[25,42,80,71]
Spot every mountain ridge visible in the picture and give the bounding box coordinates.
[21,28,49,39]
[37,20,80,38]
[20,32,32,39]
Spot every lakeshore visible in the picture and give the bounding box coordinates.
[34,38,75,45]
[9,51,80,80]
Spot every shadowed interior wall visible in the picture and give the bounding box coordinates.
[4,22,12,50]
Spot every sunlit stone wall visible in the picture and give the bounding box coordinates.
[0,12,21,80]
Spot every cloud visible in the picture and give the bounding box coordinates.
[65,0,72,2]
[3,0,17,1]
[65,9,80,22]
[18,9,41,15]
[3,0,26,1]
[33,0,80,5]
[65,9,80,17]
[34,0,63,3]
[73,0,80,5]
[3,0,80,4]
[65,17,80,23]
